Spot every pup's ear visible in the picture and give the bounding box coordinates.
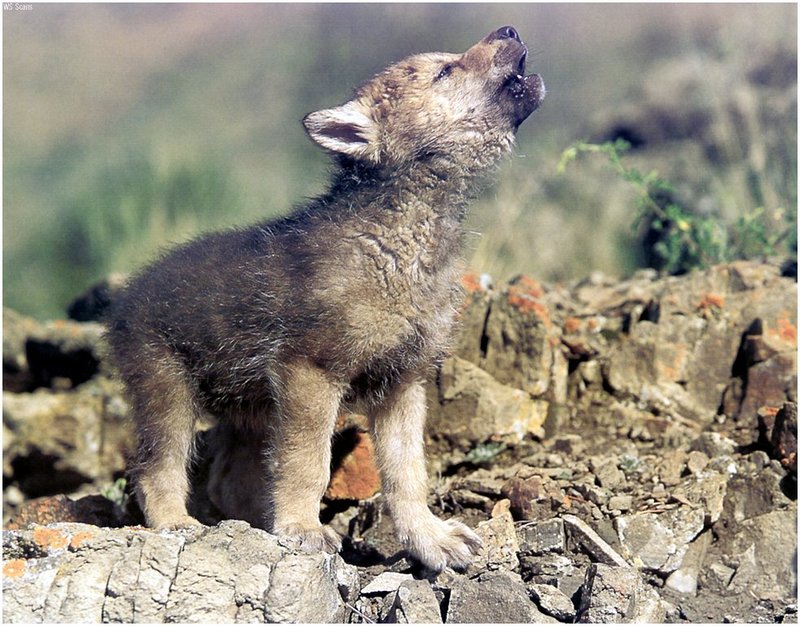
[303,99,380,162]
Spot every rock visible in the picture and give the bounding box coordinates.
[747,449,772,471]
[563,514,629,568]
[615,507,705,574]
[325,427,380,500]
[691,432,737,457]
[771,402,797,474]
[726,543,759,594]
[470,511,519,572]
[678,470,728,524]
[733,314,797,422]
[715,507,798,600]
[21,317,108,391]
[655,449,687,487]
[490,498,512,517]
[262,549,353,623]
[706,561,736,588]
[3,384,131,497]
[664,529,712,595]
[500,476,552,520]
[719,465,790,525]
[104,531,186,622]
[346,495,406,565]
[453,469,507,498]
[2,521,357,624]
[3,308,41,392]
[605,311,737,422]
[335,557,360,604]
[577,563,666,623]
[427,356,548,451]
[528,582,577,621]
[517,518,565,555]
[552,434,586,456]
[573,481,611,507]
[360,571,414,595]
[6,494,132,530]
[600,262,796,424]
[589,456,626,489]
[450,287,493,366]
[607,495,633,513]
[388,579,443,624]
[455,277,557,397]
[520,552,585,598]
[451,488,493,510]
[445,570,556,623]
[687,450,710,474]
[740,353,797,420]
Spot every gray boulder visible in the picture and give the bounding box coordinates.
[2,521,358,624]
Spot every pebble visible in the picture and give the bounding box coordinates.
[607,495,633,512]
[563,514,629,568]
[577,563,666,623]
[517,518,565,555]
[361,572,414,595]
[708,562,736,587]
[389,580,442,624]
[529,582,577,621]
[687,450,710,474]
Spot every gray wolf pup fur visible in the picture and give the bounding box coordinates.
[108,26,544,571]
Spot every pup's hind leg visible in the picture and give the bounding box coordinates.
[270,359,343,552]
[207,422,272,529]
[126,348,200,529]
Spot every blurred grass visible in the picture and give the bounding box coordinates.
[3,4,796,318]
[48,153,242,310]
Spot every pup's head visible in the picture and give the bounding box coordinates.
[304,26,545,169]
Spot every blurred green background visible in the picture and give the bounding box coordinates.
[4,3,797,319]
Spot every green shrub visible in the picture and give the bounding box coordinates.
[558,139,796,274]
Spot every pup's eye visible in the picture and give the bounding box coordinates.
[434,63,455,82]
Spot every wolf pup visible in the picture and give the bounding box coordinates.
[109,26,544,571]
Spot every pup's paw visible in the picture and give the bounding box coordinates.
[275,523,342,554]
[405,516,482,572]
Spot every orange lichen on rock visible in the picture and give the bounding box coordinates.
[697,293,725,311]
[775,316,797,346]
[513,275,544,298]
[758,405,781,418]
[33,527,69,550]
[507,284,552,327]
[461,272,484,294]
[69,530,96,549]
[3,559,26,578]
[563,317,582,334]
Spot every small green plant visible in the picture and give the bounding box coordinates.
[730,207,794,259]
[558,139,794,274]
[101,477,129,509]
[619,453,642,476]
[465,441,506,466]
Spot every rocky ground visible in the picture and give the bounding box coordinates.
[3,259,797,623]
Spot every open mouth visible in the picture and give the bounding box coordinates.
[499,45,545,126]
[516,49,527,76]
[502,47,529,92]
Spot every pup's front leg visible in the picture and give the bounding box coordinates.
[370,379,482,571]
[271,360,343,552]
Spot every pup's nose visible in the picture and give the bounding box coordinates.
[493,26,521,42]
